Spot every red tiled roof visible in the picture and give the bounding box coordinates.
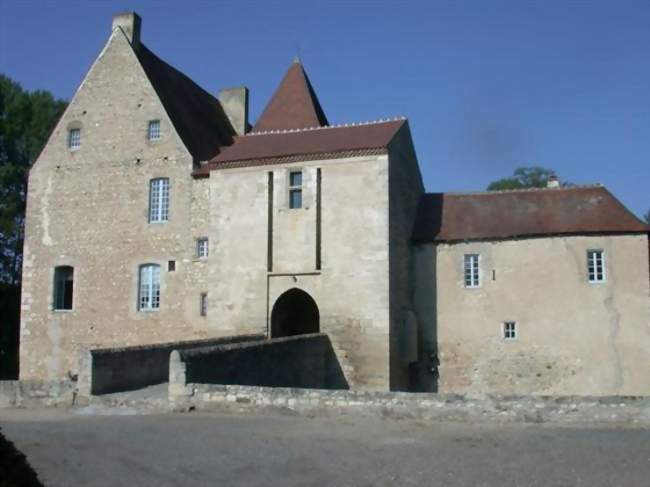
[195,120,405,175]
[252,60,328,133]
[413,186,650,242]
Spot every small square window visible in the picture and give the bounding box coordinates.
[148,120,161,141]
[289,170,302,209]
[200,293,207,317]
[168,260,176,272]
[503,321,517,340]
[197,238,208,258]
[68,129,81,150]
[587,250,605,283]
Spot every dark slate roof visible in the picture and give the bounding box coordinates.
[252,60,328,133]
[136,44,234,162]
[413,186,650,243]
[195,119,405,175]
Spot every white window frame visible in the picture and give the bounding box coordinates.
[197,238,209,259]
[288,170,303,209]
[67,128,81,150]
[587,249,606,284]
[148,120,161,141]
[149,178,170,223]
[464,254,480,288]
[138,264,161,311]
[503,321,517,340]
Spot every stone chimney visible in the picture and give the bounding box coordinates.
[547,173,560,188]
[218,87,249,136]
[112,12,141,49]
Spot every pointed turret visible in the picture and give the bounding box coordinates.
[252,59,328,133]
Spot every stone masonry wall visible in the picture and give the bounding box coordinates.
[209,155,392,390]
[20,27,216,381]
[422,234,650,396]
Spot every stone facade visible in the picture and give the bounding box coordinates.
[19,12,650,396]
[415,234,650,395]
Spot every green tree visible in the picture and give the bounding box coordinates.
[644,208,650,225]
[487,166,557,191]
[0,74,67,284]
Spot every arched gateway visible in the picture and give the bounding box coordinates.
[271,288,320,338]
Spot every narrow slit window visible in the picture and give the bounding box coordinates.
[148,120,161,141]
[53,266,74,310]
[587,250,605,283]
[138,264,161,311]
[197,238,209,258]
[67,129,81,150]
[200,293,208,317]
[289,170,302,209]
[464,254,480,288]
[503,321,517,340]
[149,178,170,223]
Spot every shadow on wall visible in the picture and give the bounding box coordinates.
[411,193,443,392]
[0,284,20,379]
[180,333,349,390]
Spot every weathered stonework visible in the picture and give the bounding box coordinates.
[415,234,650,396]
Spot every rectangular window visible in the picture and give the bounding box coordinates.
[289,170,302,209]
[464,254,480,288]
[53,266,74,310]
[503,321,517,340]
[149,178,170,223]
[67,129,81,150]
[200,293,208,317]
[197,238,209,258]
[148,120,161,141]
[587,250,605,283]
[139,264,160,310]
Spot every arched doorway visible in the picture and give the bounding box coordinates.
[271,288,320,338]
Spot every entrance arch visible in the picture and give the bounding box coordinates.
[271,288,320,338]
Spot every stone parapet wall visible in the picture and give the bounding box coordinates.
[171,383,650,425]
[79,334,264,396]
[0,380,76,408]
[169,334,349,396]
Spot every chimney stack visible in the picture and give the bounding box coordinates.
[547,173,560,189]
[112,12,141,49]
[218,87,249,136]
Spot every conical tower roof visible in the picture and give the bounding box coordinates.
[252,59,328,133]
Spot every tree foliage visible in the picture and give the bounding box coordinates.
[486,166,557,191]
[644,208,650,225]
[0,74,67,284]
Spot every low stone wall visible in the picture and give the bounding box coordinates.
[79,334,264,396]
[170,383,650,425]
[0,380,76,408]
[169,334,349,396]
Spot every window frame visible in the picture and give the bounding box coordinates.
[138,263,161,311]
[463,254,480,288]
[149,177,170,223]
[53,266,74,311]
[67,128,81,150]
[587,249,606,284]
[148,119,161,141]
[288,170,303,209]
[197,238,209,259]
[503,321,517,340]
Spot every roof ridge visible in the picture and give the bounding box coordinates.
[246,117,407,136]
[440,184,603,196]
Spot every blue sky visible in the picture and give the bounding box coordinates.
[1,0,648,218]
